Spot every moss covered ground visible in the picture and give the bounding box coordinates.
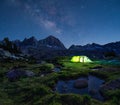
[0,57,120,105]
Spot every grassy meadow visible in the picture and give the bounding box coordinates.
[0,57,120,105]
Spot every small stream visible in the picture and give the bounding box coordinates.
[55,75,104,101]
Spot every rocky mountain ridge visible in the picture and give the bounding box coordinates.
[0,35,120,60]
[13,35,66,54]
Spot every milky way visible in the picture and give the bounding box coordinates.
[0,0,120,47]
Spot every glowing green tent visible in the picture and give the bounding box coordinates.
[71,56,92,63]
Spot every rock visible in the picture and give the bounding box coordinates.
[0,48,12,58]
[100,78,120,95]
[6,68,35,81]
[89,89,97,95]
[40,74,45,77]
[25,70,35,77]
[53,67,61,72]
[74,79,88,89]
[6,68,26,81]
[0,48,24,61]
[90,66,103,71]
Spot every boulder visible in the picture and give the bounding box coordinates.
[89,89,97,95]
[6,69,26,81]
[90,66,103,71]
[100,78,120,95]
[25,70,35,77]
[74,79,88,89]
[7,68,35,81]
[0,48,12,58]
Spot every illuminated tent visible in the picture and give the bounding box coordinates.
[71,56,92,63]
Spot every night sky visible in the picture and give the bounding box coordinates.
[0,0,120,47]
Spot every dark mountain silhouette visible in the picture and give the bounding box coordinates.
[38,35,66,49]
[68,42,120,59]
[69,43,104,51]
[22,36,38,46]
[12,35,66,54]
[11,35,66,59]
[0,35,120,60]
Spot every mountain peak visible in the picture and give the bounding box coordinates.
[38,35,66,49]
[23,36,37,41]
[45,35,58,40]
[22,36,37,46]
[29,36,36,40]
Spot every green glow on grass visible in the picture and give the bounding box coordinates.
[71,56,92,63]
